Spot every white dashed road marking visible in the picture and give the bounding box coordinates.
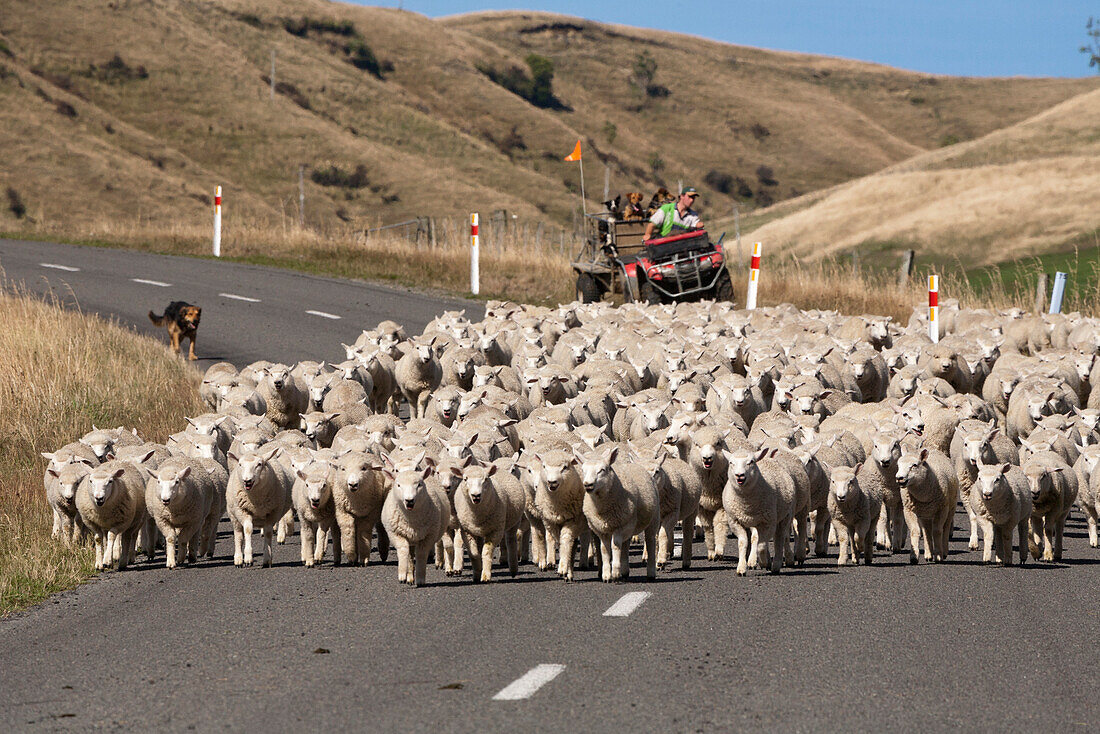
[492,664,565,701]
[603,591,651,618]
[131,278,171,287]
[219,293,261,303]
[305,310,341,320]
[40,263,80,272]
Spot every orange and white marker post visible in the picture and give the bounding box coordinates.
[212,185,222,257]
[470,212,480,295]
[745,241,762,310]
[928,274,939,343]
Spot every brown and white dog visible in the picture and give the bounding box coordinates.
[149,301,201,360]
[622,192,646,221]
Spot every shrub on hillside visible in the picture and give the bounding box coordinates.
[756,165,778,187]
[54,100,77,118]
[260,75,311,110]
[311,164,370,189]
[282,16,356,37]
[477,54,566,110]
[88,54,148,83]
[7,187,26,218]
[704,170,734,195]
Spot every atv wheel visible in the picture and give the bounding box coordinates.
[639,280,662,305]
[575,273,601,303]
[713,268,734,302]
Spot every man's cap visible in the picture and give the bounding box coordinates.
[682,186,699,197]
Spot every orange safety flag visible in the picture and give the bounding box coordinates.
[563,140,582,162]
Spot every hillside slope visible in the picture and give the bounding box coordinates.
[0,0,1094,235]
[743,87,1100,267]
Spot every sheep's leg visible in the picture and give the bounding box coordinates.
[394,537,411,583]
[242,516,255,566]
[610,531,625,581]
[902,507,921,565]
[559,524,576,582]
[481,538,496,583]
[644,523,658,580]
[467,534,483,583]
[1042,516,1055,562]
[104,530,118,569]
[852,525,864,565]
[301,520,316,567]
[452,529,464,574]
[186,525,200,564]
[543,526,557,571]
[698,508,716,560]
[1053,515,1066,561]
[93,532,105,571]
[356,518,373,566]
[828,524,838,546]
[165,531,178,570]
[1028,517,1043,560]
[874,511,887,549]
[439,535,452,574]
[599,535,613,582]
[965,500,980,550]
[337,514,357,565]
[1087,511,1098,548]
[770,520,785,574]
[276,509,291,544]
[657,517,673,570]
[1017,519,1030,565]
[529,518,546,569]
[375,522,390,562]
[836,523,850,566]
[416,392,431,421]
[862,523,875,565]
[979,517,995,563]
[519,521,531,564]
[713,509,729,559]
[51,509,63,540]
[815,510,831,556]
[749,527,764,570]
[120,530,137,570]
[794,511,808,566]
[504,529,518,578]
[232,520,244,567]
[733,523,750,576]
[413,540,430,587]
[940,511,953,562]
[315,527,328,563]
[261,525,274,567]
[919,519,936,562]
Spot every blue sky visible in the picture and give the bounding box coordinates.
[352,1,1099,78]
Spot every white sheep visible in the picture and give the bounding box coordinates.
[1022,450,1078,562]
[225,445,293,567]
[452,460,526,582]
[970,463,1032,565]
[722,448,795,575]
[527,448,590,581]
[895,447,958,564]
[42,442,98,543]
[332,450,389,566]
[76,459,149,570]
[380,465,450,586]
[827,464,882,566]
[576,445,660,582]
[256,364,309,429]
[292,461,339,567]
[636,447,701,571]
[395,338,442,419]
[145,457,213,569]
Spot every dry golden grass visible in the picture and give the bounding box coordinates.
[0,284,203,615]
[0,0,1092,239]
[746,88,1100,266]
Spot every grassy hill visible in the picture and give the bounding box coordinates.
[738,87,1100,269]
[0,0,1093,238]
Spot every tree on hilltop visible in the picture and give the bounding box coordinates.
[1082,16,1100,71]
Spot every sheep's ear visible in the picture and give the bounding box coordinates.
[186,418,198,428]
[138,449,156,464]
[227,451,238,463]
[110,468,126,480]
[919,448,929,461]
[486,463,498,477]
[1000,463,1011,474]
[449,466,464,477]
[754,448,769,462]
[381,468,395,481]
[41,452,55,462]
[854,462,863,474]
[47,467,61,478]
[1051,466,1065,474]
[605,446,619,464]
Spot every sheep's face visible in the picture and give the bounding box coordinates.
[1026,392,1054,422]
[394,468,430,509]
[724,450,759,488]
[460,466,495,505]
[574,425,605,451]
[297,465,332,509]
[308,375,332,409]
[871,435,901,469]
[435,461,464,497]
[301,413,334,443]
[236,448,278,490]
[896,375,917,396]
[1023,465,1058,501]
[692,430,724,471]
[80,435,115,462]
[867,320,889,343]
[573,447,616,495]
[850,360,867,380]
[267,366,291,391]
[472,366,496,388]
[1000,377,1019,401]
[539,453,577,493]
[87,466,126,506]
[454,357,474,379]
[976,464,1011,501]
[414,343,434,363]
[477,334,498,355]
[830,466,858,502]
[1081,445,1100,476]
[962,431,996,467]
[1075,353,1096,381]
[1078,409,1100,433]
[155,464,192,504]
[457,393,484,419]
[895,450,928,487]
[794,393,819,416]
[639,405,669,435]
[51,462,91,503]
[900,406,924,437]
[437,394,460,423]
[728,382,750,407]
[339,456,375,494]
[190,434,218,461]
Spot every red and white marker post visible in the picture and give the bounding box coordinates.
[745,241,762,310]
[928,274,939,343]
[213,186,222,257]
[470,212,480,295]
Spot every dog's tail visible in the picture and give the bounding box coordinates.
[148,310,168,327]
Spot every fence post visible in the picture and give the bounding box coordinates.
[1035,273,1048,314]
[1049,271,1067,314]
[297,165,305,227]
[470,213,479,295]
[536,221,544,249]
[851,250,860,276]
[746,242,762,309]
[897,249,914,288]
[212,185,222,257]
[928,275,939,343]
[429,217,437,249]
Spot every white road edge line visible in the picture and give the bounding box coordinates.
[305,309,341,320]
[131,278,171,287]
[40,263,81,272]
[492,664,565,701]
[219,293,261,303]
[603,591,651,618]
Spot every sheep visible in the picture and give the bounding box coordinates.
[676,425,732,561]
[970,463,1032,565]
[76,459,149,571]
[322,377,370,414]
[526,449,589,581]
[425,384,464,427]
[1022,450,1078,562]
[79,425,142,462]
[292,461,339,567]
[827,464,882,565]
[395,337,442,419]
[200,362,238,410]
[895,447,958,564]
[42,442,99,542]
[1075,444,1100,547]
[722,448,796,575]
[635,447,701,570]
[300,411,339,449]
[255,364,308,428]
[225,445,293,567]
[440,345,481,391]
[329,451,389,567]
[452,460,526,582]
[575,445,660,581]
[950,420,1019,551]
[145,457,213,569]
[431,454,468,576]
[380,464,450,586]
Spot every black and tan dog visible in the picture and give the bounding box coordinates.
[148,301,201,360]
[646,187,675,217]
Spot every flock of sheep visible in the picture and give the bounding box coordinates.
[41,296,1100,585]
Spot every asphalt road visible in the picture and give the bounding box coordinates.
[2,239,1099,731]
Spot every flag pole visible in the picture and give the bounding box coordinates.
[578,155,587,215]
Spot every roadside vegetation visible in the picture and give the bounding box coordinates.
[0,284,202,615]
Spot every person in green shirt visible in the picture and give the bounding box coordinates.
[644,186,704,240]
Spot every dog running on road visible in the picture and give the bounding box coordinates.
[148,301,201,360]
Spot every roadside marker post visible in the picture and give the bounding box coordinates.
[745,241,761,310]
[928,275,939,343]
[470,213,480,295]
[213,186,222,257]
[1049,271,1067,314]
